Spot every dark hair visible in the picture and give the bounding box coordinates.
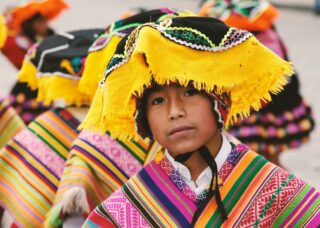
[21,13,54,42]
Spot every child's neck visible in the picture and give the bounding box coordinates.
[182,133,222,181]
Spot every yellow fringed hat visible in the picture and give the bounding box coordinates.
[199,0,278,31]
[80,16,294,140]
[79,8,194,101]
[18,29,104,107]
[0,14,7,48]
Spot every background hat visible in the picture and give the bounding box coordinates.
[0,14,7,48]
[80,16,293,140]
[199,0,278,31]
[6,0,68,32]
[18,28,104,107]
[79,8,194,101]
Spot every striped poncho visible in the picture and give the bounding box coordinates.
[45,130,161,227]
[84,142,320,227]
[0,108,79,227]
[0,97,25,148]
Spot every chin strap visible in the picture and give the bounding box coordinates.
[191,146,227,226]
[173,146,227,225]
[174,152,194,163]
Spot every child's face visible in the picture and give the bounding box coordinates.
[32,17,49,37]
[145,84,220,156]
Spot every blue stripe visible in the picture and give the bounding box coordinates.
[139,167,190,227]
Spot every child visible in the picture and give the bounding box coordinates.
[199,0,315,166]
[45,8,186,227]
[0,28,103,227]
[0,15,25,147]
[2,0,68,124]
[82,16,320,227]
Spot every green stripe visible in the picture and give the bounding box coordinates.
[254,174,294,227]
[132,139,148,154]
[272,184,311,226]
[0,116,23,138]
[206,155,267,227]
[294,189,320,227]
[116,139,144,164]
[0,153,52,214]
[28,121,68,159]
[96,203,119,227]
[113,23,141,32]
[122,182,160,227]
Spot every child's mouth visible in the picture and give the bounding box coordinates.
[168,126,195,137]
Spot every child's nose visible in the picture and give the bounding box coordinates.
[168,98,186,120]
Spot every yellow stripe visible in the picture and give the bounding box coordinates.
[0,184,42,226]
[121,139,147,161]
[28,122,69,158]
[43,112,77,145]
[144,141,163,165]
[10,140,60,186]
[130,176,175,227]
[76,141,127,187]
[0,156,51,217]
[222,162,275,226]
[0,108,16,130]
[196,151,256,227]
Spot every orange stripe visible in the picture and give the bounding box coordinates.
[222,162,275,227]
[196,151,257,227]
[286,191,318,226]
[37,112,77,146]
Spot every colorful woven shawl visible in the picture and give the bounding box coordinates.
[0,108,79,227]
[84,142,320,227]
[45,131,161,227]
[0,98,25,148]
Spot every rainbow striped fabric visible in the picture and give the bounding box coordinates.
[0,98,25,148]
[0,108,79,227]
[84,142,320,227]
[45,130,162,227]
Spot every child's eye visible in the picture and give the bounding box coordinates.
[185,89,199,96]
[151,97,165,105]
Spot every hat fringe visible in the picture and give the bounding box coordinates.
[80,26,294,140]
[37,76,91,107]
[79,35,122,101]
[17,59,39,90]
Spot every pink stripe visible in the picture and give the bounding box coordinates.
[41,114,74,142]
[146,162,196,218]
[14,128,65,177]
[304,208,320,227]
[128,176,172,225]
[0,179,43,224]
[289,191,319,226]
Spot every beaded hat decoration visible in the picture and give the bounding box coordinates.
[6,0,68,32]
[0,14,7,48]
[80,16,294,140]
[18,29,104,107]
[199,0,278,31]
[80,8,194,100]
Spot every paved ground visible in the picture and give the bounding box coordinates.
[1,0,319,190]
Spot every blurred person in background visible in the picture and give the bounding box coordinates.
[0,14,25,148]
[200,0,315,167]
[0,28,103,227]
[1,0,68,124]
